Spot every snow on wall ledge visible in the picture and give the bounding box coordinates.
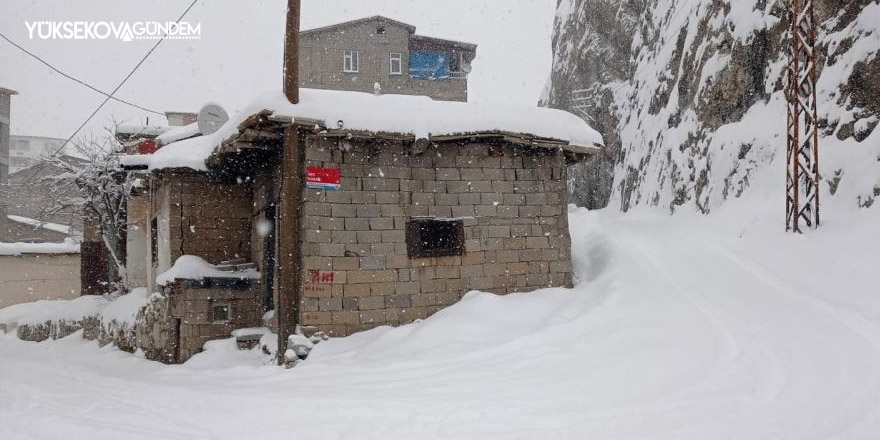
[122,88,604,171]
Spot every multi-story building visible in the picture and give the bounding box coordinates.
[7,135,65,172]
[0,87,17,236]
[299,16,477,102]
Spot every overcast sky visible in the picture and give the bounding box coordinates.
[0,0,557,140]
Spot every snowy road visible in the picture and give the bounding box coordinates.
[1,209,879,439]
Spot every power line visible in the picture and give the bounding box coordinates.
[0,32,165,116]
[28,0,200,182]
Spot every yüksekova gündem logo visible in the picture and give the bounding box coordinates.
[25,21,201,41]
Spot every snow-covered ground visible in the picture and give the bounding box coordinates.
[1,202,878,439]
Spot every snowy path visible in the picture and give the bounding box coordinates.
[1,209,879,439]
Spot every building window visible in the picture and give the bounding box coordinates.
[211,302,230,323]
[406,219,465,259]
[450,52,462,73]
[344,50,359,73]
[390,53,402,75]
[376,26,386,35]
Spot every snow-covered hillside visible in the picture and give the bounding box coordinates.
[546,0,880,214]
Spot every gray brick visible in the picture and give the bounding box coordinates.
[493,181,515,193]
[428,206,453,218]
[318,243,346,257]
[423,181,446,193]
[412,193,435,206]
[356,204,381,218]
[451,205,476,218]
[458,193,481,205]
[357,231,382,244]
[369,217,395,230]
[385,294,412,308]
[487,226,511,238]
[305,229,332,243]
[503,193,525,205]
[326,191,352,204]
[376,192,402,204]
[437,168,461,180]
[381,230,407,243]
[412,168,436,180]
[350,192,377,204]
[519,206,540,218]
[460,168,484,180]
[359,256,386,270]
[381,204,405,217]
[436,193,459,205]
[399,179,423,192]
[344,217,371,230]
[526,193,548,205]
[331,204,357,218]
[330,230,358,244]
[483,168,503,180]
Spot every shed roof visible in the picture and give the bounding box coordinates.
[121,88,603,172]
[0,87,18,96]
[302,15,417,35]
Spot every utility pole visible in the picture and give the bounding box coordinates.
[278,0,302,362]
[786,0,821,232]
[284,0,301,105]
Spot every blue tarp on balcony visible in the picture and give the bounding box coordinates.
[408,51,450,80]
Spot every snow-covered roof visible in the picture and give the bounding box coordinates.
[7,215,75,236]
[121,89,603,171]
[0,239,80,256]
[156,122,201,145]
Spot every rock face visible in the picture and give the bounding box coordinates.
[546,0,880,212]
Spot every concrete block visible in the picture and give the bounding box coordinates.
[356,204,381,218]
[331,204,356,218]
[318,243,346,257]
[357,231,382,244]
[344,218,371,231]
[359,256,386,270]
[436,168,461,181]
[332,257,360,271]
[385,294,412,308]
[369,218,395,230]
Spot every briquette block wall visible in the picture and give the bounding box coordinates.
[298,137,573,336]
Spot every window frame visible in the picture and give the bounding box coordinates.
[389,52,403,75]
[343,50,359,73]
[405,218,466,259]
[211,302,231,323]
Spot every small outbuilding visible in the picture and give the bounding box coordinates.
[121,88,601,363]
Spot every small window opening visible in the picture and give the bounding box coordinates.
[390,52,402,75]
[212,303,230,323]
[406,219,465,259]
[344,50,359,73]
[377,26,386,35]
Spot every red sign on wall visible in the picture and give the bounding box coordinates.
[306,167,341,190]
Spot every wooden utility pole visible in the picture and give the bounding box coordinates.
[284,0,301,104]
[786,0,820,232]
[277,0,302,362]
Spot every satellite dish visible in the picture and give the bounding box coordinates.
[197,103,229,136]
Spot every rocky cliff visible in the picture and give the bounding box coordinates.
[546,0,880,213]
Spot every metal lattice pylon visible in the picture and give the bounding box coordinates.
[786,0,821,232]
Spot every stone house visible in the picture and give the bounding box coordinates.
[120,88,601,363]
[299,16,476,102]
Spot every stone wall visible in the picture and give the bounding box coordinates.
[155,175,253,266]
[164,280,264,362]
[298,137,573,336]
